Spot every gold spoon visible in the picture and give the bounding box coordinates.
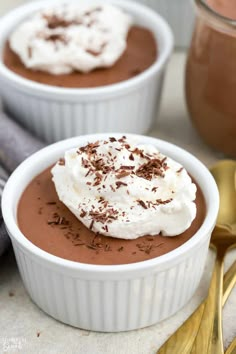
[157,260,236,354]
[157,160,236,354]
[225,337,236,354]
[213,160,236,234]
[196,161,236,354]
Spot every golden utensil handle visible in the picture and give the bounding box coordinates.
[189,262,218,354]
[157,260,236,354]
[225,337,236,354]
[206,245,236,354]
[198,250,224,354]
[223,259,236,305]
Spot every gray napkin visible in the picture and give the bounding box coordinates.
[0,110,45,172]
[0,166,10,256]
[0,109,45,256]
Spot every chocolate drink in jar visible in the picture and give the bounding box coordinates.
[186,0,236,157]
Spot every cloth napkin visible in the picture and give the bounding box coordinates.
[0,108,45,257]
[0,165,10,256]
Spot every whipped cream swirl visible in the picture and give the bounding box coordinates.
[51,137,197,239]
[9,3,132,74]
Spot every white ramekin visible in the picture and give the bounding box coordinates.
[0,0,173,143]
[130,0,195,48]
[2,134,219,332]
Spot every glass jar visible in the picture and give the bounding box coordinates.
[186,0,236,157]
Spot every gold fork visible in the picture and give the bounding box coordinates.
[157,259,236,354]
[225,337,236,354]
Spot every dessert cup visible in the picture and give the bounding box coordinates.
[0,0,173,143]
[2,134,219,332]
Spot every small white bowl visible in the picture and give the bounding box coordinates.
[0,0,173,143]
[2,134,219,332]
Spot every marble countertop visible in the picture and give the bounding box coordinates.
[0,52,235,354]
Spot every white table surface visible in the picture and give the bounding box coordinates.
[0,52,236,354]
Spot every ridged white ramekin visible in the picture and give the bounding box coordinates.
[2,134,219,332]
[0,0,173,143]
[131,0,195,47]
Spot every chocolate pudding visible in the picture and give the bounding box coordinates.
[4,26,157,88]
[186,0,236,157]
[17,167,206,265]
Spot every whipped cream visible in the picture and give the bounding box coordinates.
[51,137,197,239]
[9,3,132,74]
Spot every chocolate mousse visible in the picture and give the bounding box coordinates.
[186,0,236,157]
[17,168,205,265]
[17,137,206,265]
[3,3,157,88]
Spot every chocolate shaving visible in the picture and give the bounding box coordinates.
[136,159,166,181]
[110,185,115,192]
[137,200,148,209]
[58,217,64,225]
[38,207,43,215]
[177,167,184,173]
[105,244,111,252]
[81,157,90,168]
[48,214,69,226]
[86,244,97,250]
[58,158,65,166]
[85,168,93,177]
[80,210,86,218]
[109,137,117,142]
[136,242,159,255]
[43,14,81,29]
[116,171,130,179]
[156,242,164,248]
[120,165,135,170]
[44,33,68,43]
[74,242,85,246]
[161,157,167,164]
[115,181,128,189]
[118,136,127,143]
[86,49,102,56]
[146,237,154,241]
[129,153,134,161]
[156,198,173,205]
[131,147,145,158]
[89,208,118,224]
[89,219,94,230]
[47,219,58,225]
[102,224,109,233]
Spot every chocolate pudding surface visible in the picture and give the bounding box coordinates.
[17,166,206,265]
[3,26,157,88]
